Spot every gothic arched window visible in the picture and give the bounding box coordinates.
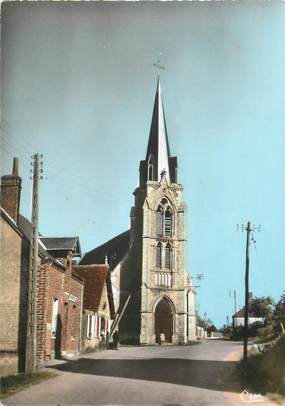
[156,206,163,237]
[165,243,173,269]
[156,242,162,268]
[164,207,173,237]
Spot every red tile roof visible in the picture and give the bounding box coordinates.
[74,265,109,313]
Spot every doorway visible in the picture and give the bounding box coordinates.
[154,297,173,343]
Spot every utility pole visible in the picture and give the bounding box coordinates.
[237,222,261,362]
[244,222,251,362]
[26,154,43,373]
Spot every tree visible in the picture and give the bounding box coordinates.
[273,292,285,335]
[196,314,213,330]
[220,324,233,338]
[250,296,274,323]
[207,324,217,334]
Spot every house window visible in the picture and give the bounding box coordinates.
[97,317,101,338]
[87,314,92,338]
[51,299,59,337]
[93,316,98,338]
[156,242,162,268]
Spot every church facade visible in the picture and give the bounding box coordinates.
[80,78,196,345]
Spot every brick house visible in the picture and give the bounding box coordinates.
[38,237,83,360]
[74,264,115,351]
[0,158,84,376]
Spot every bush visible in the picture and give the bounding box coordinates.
[232,322,265,340]
[239,336,285,395]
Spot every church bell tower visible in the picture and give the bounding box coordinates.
[119,78,196,345]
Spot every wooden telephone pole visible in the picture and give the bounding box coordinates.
[26,154,43,373]
[244,221,251,362]
[237,222,260,362]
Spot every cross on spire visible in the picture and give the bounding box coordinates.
[153,51,165,72]
[160,169,167,180]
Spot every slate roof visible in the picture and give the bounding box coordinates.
[146,77,171,181]
[1,211,71,269]
[18,214,48,258]
[140,78,178,184]
[79,230,130,271]
[233,300,263,319]
[40,237,81,257]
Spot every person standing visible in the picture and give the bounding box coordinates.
[160,331,165,345]
[100,330,106,350]
[106,331,110,350]
[113,330,119,350]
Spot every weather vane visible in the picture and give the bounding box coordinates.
[153,51,165,72]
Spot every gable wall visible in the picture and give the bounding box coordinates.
[0,216,29,376]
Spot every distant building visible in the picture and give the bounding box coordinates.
[196,326,207,339]
[0,159,83,376]
[74,264,115,352]
[80,79,196,344]
[80,231,129,318]
[232,293,264,327]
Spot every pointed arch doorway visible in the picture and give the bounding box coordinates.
[155,297,173,343]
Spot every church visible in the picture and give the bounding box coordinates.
[80,78,197,344]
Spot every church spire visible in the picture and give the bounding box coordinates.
[140,78,177,185]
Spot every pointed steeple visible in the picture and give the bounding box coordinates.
[140,78,177,185]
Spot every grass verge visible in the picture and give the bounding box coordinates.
[238,336,285,401]
[0,370,56,399]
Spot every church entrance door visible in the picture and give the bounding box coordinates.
[155,298,173,343]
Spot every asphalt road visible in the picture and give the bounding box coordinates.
[4,340,276,406]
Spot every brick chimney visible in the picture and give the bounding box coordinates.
[1,158,22,224]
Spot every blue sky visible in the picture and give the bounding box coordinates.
[2,2,285,327]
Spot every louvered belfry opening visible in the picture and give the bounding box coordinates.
[156,242,162,268]
[164,208,172,237]
[165,242,173,269]
[156,206,163,237]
